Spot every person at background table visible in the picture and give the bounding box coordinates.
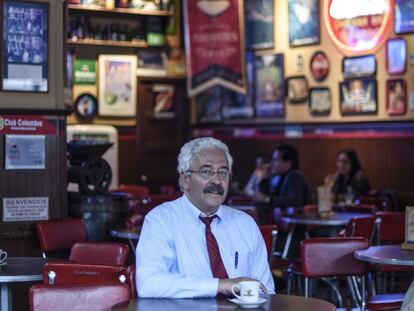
[136,137,275,298]
[243,153,272,198]
[325,149,370,204]
[255,143,312,208]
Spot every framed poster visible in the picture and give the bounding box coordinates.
[340,78,377,115]
[195,85,223,123]
[222,88,254,119]
[288,0,320,47]
[310,51,329,82]
[152,84,175,118]
[5,134,45,169]
[254,53,284,118]
[386,37,407,75]
[98,55,137,117]
[395,0,414,34]
[245,0,274,50]
[342,55,376,78]
[309,87,331,116]
[2,0,49,92]
[386,79,407,116]
[74,93,98,121]
[287,76,308,103]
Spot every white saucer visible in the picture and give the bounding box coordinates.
[228,297,267,309]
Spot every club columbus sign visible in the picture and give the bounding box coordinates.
[323,0,393,54]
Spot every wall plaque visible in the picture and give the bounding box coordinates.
[3,197,48,222]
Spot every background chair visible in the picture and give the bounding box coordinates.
[69,242,129,266]
[36,218,87,258]
[343,204,377,214]
[125,264,137,298]
[355,196,393,212]
[30,283,130,311]
[258,225,278,263]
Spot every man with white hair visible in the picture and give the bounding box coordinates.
[136,137,275,298]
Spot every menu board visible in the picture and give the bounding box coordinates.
[2,0,49,92]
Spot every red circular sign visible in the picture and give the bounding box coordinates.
[324,0,393,54]
[310,51,329,82]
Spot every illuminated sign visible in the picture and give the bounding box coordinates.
[324,0,393,54]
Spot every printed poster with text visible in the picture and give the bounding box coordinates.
[183,0,246,97]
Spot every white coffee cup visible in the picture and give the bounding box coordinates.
[231,281,260,303]
[0,249,7,264]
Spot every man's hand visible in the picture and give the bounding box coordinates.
[218,277,268,296]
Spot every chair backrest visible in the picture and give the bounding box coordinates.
[125,264,137,298]
[375,211,405,244]
[36,219,87,257]
[301,237,369,278]
[30,283,130,311]
[69,242,129,266]
[117,183,150,196]
[259,225,278,263]
[43,262,127,285]
[344,204,377,214]
[344,215,377,244]
[355,196,392,211]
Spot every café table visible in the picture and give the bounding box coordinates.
[0,257,47,311]
[110,227,140,251]
[354,244,414,266]
[110,295,336,311]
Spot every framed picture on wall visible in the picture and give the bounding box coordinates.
[98,54,137,117]
[309,87,331,116]
[386,79,407,116]
[340,78,377,115]
[245,0,274,49]
[195,85,223,123]
[342,55,376,78]
[74,93,98,121]
[288,0,320,47]
[386,37,407,75]
[152,84,175,118]
[310,51,329,82]
[394,0,414,34]
[286,76,308,103]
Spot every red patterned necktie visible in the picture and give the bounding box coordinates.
[199,215,229,279]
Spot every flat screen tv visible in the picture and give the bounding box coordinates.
[2,0,48,92]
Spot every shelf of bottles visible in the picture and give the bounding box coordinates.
[68,4,172,16]
[67,38,148,48]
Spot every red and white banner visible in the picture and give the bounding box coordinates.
[183,0,246,97]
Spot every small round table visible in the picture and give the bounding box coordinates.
[354,244,414,266]
[0,257,47,311]
[111,295,335,311]
[110,227,140,251]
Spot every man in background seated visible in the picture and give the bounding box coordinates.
[255,143,312,209]
[243,153,272,198]
[136,137,275,298]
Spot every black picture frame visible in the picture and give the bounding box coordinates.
[310,51,329,82]
[339,78,377,116]
[286,76,308,103]
[386,79,407,116]
[2,0,49,92]
[386,37,407,75]
[74,93,98,121]
[245,0,274,50]
[309,87,331,116]
[342,55,376,78]
[394,0,414,34]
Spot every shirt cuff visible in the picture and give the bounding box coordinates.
[198,278,220,297]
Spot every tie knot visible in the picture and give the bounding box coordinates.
[199,215,217,226]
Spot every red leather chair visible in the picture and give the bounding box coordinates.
[375,212,405,244]
[301,237,369,309]
[125,264,137,298]
[43,262,127,285]
[343,204,377,214]
[343,215,377,244]
[36,218,87,258]
[69,242,129,266]
[355,196,393,212]
[30,283,130,311]
[258,225,278,264]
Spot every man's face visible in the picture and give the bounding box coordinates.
[271,150,291,175]
[181,148,230,215]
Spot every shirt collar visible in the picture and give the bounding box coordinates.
[182,194,224,224]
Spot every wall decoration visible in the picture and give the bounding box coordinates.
[386,79,407,116]
[309,87,331,116]
[395,0,414,34]
[2,0,49,92]
[294,54,304,72]
[340,78,377,115]
[310,51,329,82]
[245,0,274,50]
[288,0,320,47]
[254,53,284,118]
[342,55,376,78]
[74,59,96,85]
[74,93,98,120]
[152,84,175,118]
[386,37,407,75]
[98,54,137,117]
[323,0,393,54]
[287,76,308,103]
[195,85,223,123]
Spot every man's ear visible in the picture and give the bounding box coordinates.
[180,173,190,191]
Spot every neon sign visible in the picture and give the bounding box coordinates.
[324,0,393,54]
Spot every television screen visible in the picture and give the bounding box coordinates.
[2,0,48,92]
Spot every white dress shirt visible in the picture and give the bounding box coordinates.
[136,194,275,298]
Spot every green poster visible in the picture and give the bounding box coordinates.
[74,59,96,85]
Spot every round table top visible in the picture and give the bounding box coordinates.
[110,227,140,240]
[282,212,370,226]
[111,295,335,311]
[354,245,414,266]
[0,257,47,283]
